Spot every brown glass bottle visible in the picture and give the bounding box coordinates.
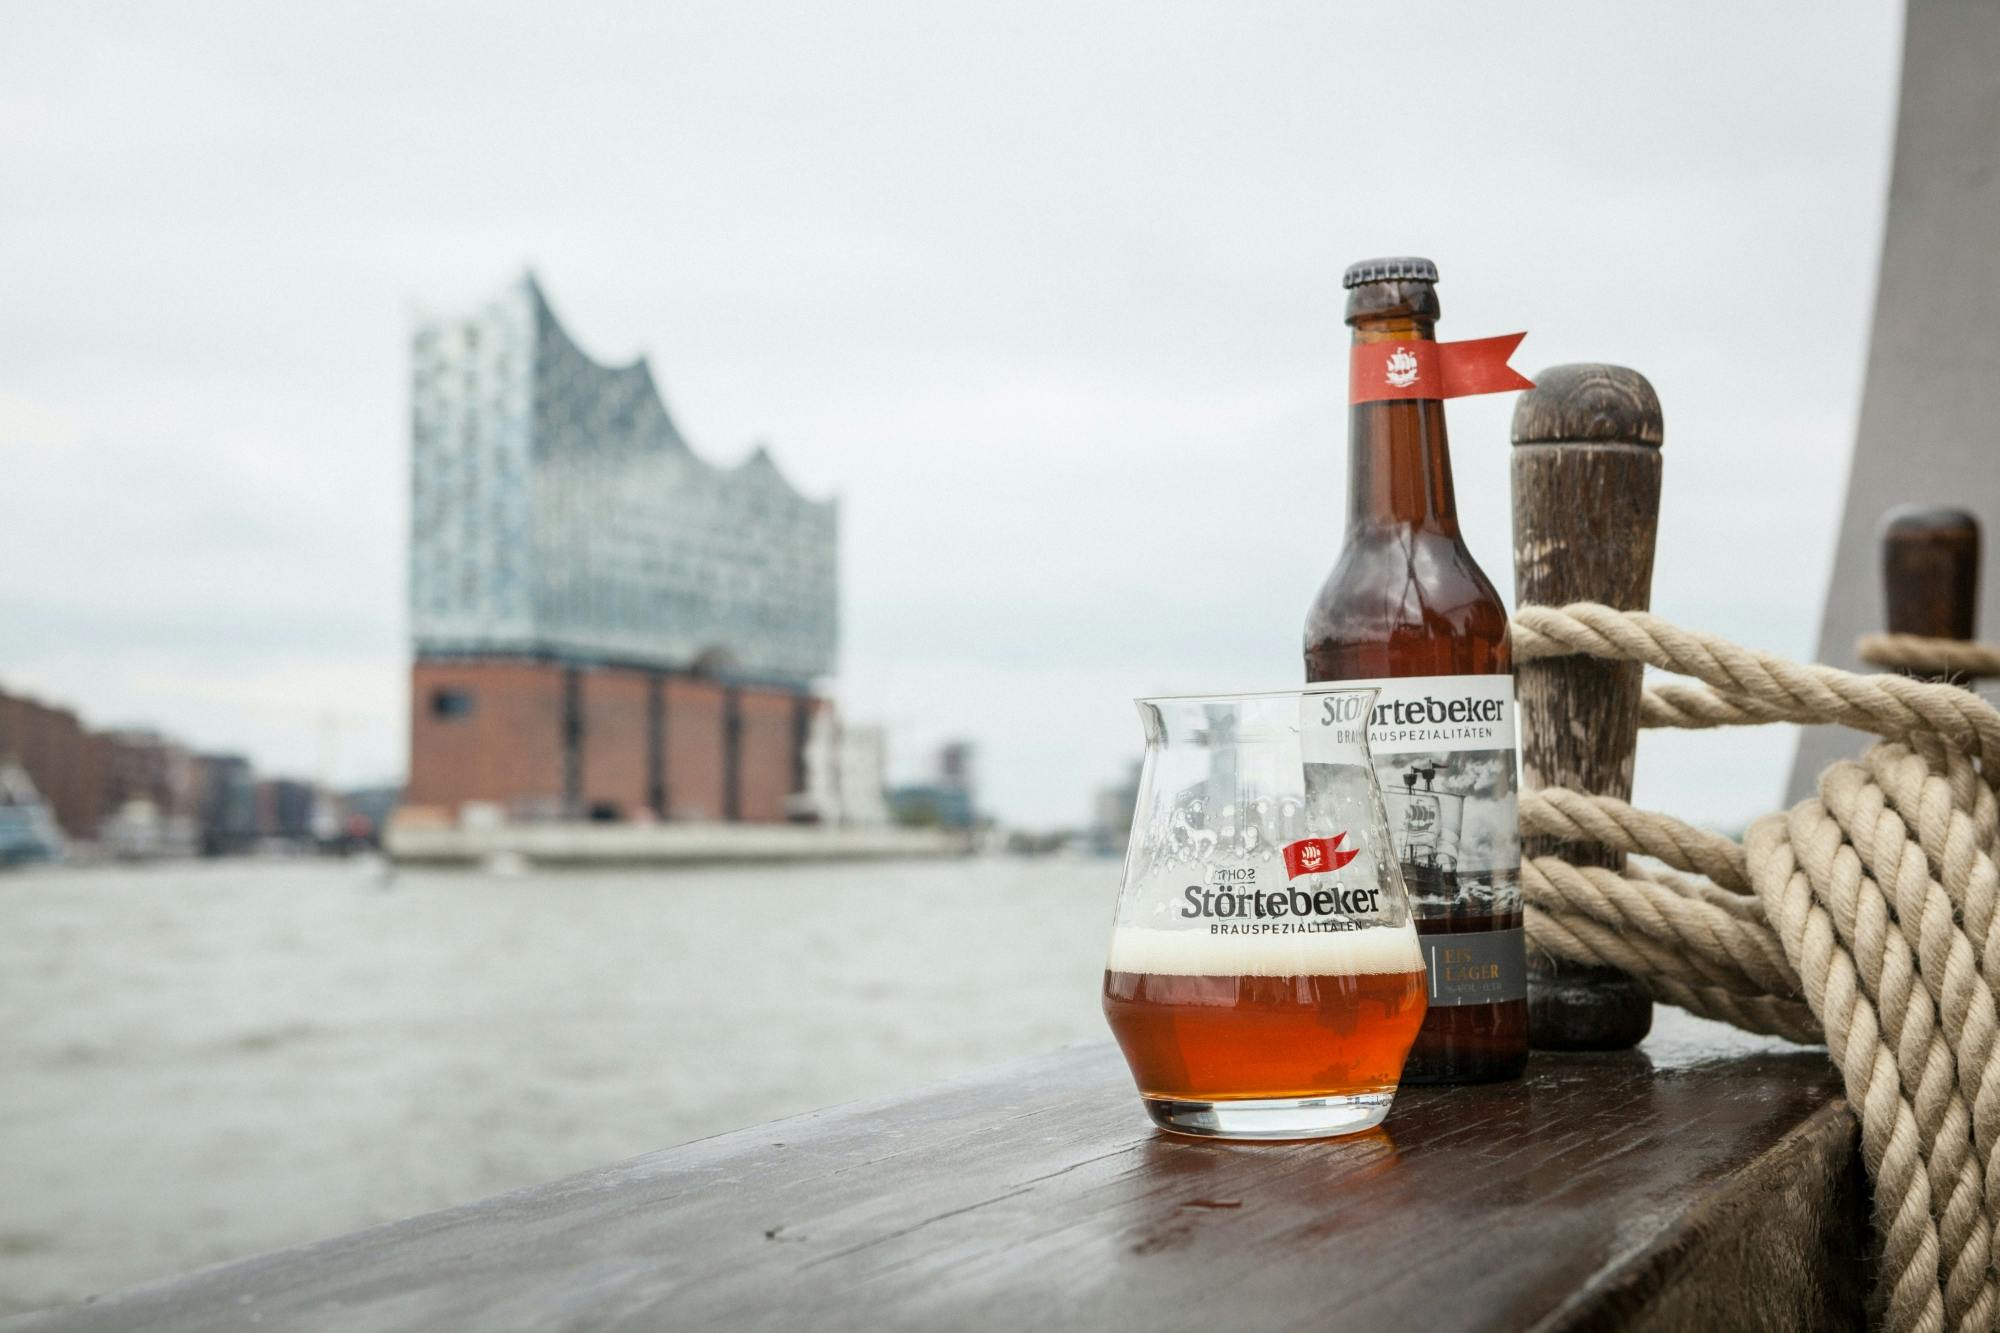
[1303,257,1528,1084]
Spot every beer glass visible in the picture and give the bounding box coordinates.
[1102,686,1426,1139]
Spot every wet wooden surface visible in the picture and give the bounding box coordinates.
[10,1010,1860,1333]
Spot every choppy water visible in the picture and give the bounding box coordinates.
[0,856,1116,1316]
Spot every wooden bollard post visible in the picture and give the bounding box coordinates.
[1881,506,1980,681]
[1512,364,1662,1051]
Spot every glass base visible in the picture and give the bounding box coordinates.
[1142,1091,1394,1140]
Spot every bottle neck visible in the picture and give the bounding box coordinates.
[1347,318,1460,535]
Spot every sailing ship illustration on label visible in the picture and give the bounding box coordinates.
[1381,762,1463,896]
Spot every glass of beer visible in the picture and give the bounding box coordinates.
[1103,686,1426,1139]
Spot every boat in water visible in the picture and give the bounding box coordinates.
[0,761,64,866]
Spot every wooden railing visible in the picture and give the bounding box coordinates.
[11,1011,1860,1333]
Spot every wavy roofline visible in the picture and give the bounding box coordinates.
[515,271,832,507]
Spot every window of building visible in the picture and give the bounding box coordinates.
[431,688,476,720]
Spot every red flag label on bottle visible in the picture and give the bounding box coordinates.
[1282,833,1360,880]
[1349,334,1534,404]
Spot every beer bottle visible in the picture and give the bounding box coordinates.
[1303,257,1528,1084]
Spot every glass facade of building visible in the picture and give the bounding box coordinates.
[409,274,837,685]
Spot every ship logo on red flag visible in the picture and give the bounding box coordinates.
[1349,333,1534,404]
[1283,833,1360,880]
[1384,346,1421,388]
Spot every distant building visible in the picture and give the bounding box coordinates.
[0,691,344,860]
[97,730,200,823]
[0,685,253,856]
[834,723,892,826]
[938,741,975,790]
[794,718,890,825]
[255,778,318,842]
[96,729,200,857]
[887,784,974,830]
[195,753,258,855]
[0,689,92,839]
[339,785,403,845]
[888,741,978,831]
[405,274,840,824]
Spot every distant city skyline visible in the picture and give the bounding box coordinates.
[1,2,1901,826]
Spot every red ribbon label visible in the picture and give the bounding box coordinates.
[1282,834,1360,880]
[1349,333,1534,404]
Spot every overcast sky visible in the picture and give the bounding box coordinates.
[2,2,1901,827]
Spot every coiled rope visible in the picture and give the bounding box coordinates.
[1515,604,2000,1333]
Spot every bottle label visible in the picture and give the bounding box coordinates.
[1422,927,1527,1008]
[1349,335,1535,404]
[1302,674,1523,1004]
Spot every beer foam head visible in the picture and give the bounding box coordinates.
[1107,924,1422,978]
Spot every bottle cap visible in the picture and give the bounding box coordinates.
[1342,257,1439,289]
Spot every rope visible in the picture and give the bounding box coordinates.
[1514,604,2000,768]
[1860,633,2000,680]
[1513,604,2000,1332]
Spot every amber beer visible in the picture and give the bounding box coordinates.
[1304,257,1529,1084]
[1102,930,1427,1103]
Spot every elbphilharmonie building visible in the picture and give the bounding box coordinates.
[410,273,836,682]
[405,275,840,824]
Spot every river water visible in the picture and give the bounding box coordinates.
[0,856,1116,1316]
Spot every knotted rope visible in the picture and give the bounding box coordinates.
[1515,604,2000,1333]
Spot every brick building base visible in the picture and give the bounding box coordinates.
[407,658,815,824]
